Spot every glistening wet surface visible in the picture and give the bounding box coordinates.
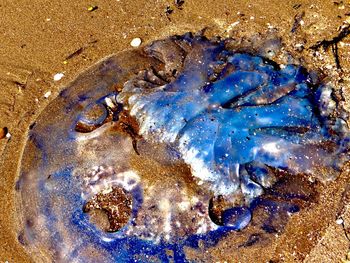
[16,33,350,262]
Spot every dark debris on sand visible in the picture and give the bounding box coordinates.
[310,25,350,70]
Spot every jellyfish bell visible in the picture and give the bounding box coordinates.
[16,32,350,262]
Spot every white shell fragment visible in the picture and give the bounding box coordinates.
[53,73,65,81]
[336,218,344,225]
[130,38,142,47]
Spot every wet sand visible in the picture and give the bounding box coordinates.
[1,0,350,262]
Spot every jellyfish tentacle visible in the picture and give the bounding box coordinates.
[248,135,341,180]
[206,70,269,105]
[230,83,296,107]
[212,125,241,194]
[117,34,350,215]
[178,112,222,183]
[129,90,209,142]
[144,37,187,80]
[144,35,224,93]
[117,69,168,103]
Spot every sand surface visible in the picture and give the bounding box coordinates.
[1,0,350,262]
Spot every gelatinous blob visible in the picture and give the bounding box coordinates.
[16,33,350,262]
[118,37,349,198]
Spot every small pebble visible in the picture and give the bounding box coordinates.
[336,218,344,225]
[87,5,98,12]
[44,91,52,99]
[130,38,142,47]
[53,73,64,81]
[0,127,8,139]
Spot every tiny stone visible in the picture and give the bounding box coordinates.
[0,127,8,139]
[53,73,64,81]
[336,218,344,225]
[130,38,142,47]
[87,5,98,12]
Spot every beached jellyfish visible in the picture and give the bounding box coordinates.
[16,33,350,262]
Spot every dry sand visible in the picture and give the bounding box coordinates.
[1,0,350,262]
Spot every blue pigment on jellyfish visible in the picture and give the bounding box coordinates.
[16,33,350,262]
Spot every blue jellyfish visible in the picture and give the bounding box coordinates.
[16,33,350,262]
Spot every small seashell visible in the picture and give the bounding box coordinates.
[53,73,64,81]
[130,38,142,47]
